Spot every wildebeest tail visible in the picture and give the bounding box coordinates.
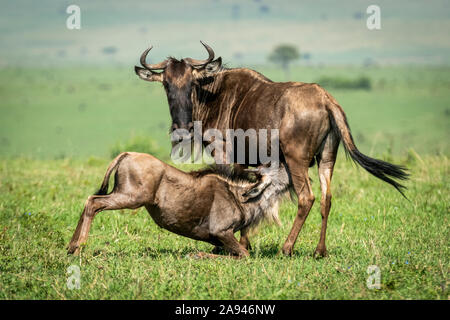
[326,101,409,198]
[95,152,129,195]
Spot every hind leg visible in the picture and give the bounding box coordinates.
[67,193,143,255]
[314,133,339,258]
[281,159,315,256]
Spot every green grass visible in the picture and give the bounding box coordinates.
[0,153,448,299]
[0,65,448,299]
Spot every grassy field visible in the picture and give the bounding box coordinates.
[0,65,449,159]
[0,65,448,299]
[0,153,448,299]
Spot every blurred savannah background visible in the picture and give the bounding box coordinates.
[0,0,449,159]
[0,0,448,299]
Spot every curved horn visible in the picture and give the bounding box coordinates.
[184,41,215,67]
[140,46,168,70]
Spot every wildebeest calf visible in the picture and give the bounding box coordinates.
[67,152,290,257]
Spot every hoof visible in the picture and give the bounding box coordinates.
[211,246,225,254]
[67,242,81,255]
[67,246,80,256]
[313,248,328,259]
[239,242,252,251]
[281,245,293,257]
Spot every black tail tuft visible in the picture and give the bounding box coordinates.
[95,185,108,196]
[327,102,410,199]
[350,149,409,199]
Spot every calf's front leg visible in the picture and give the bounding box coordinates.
[212,228,252,254]
[214,230,250,258]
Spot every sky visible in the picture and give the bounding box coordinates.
[0,0,449,67]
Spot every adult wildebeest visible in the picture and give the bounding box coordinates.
[67,152,290,257]
[134,42,409,257]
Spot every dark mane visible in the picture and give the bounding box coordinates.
[238,68,273,83]
[167,56,180,62]
[210,66,273,82]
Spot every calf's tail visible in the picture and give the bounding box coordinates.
[95,152,129,195]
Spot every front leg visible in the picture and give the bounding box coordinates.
[211,245,224,254]
[239,227,252,250]
[213,227,251,253]
[214,230,250,258]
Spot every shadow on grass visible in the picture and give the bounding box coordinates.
[142,247,201,258]
[139,245,285,259]
[252,243,282,258]
[88,242,343,260]
[253,243,344,259]
[81,245,202,259]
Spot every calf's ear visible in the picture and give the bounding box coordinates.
[241,180,272,203]
[134,66,163,82]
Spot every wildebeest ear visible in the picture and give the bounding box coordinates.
[241,179,272,202]
[134,66,163,82]
[205,57,222,72]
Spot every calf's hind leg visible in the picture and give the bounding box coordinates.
[67,193,143,255]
